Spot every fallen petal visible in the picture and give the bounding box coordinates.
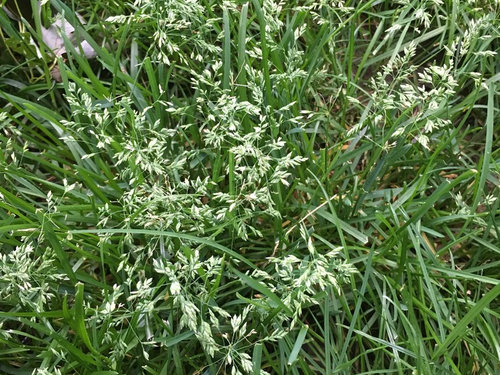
[78,40,96,59]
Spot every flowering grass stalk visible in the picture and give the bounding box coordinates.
[0,0,498,374]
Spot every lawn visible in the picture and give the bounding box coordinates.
[0,0,499,374]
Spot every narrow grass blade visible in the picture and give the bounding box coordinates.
[232,268,293,316]
[432,283,500,360]
[288,325,308,365]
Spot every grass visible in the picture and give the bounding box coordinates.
[0,0,499,374]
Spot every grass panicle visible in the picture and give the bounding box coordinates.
[0,0,498,374]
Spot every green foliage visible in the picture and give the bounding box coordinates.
[0,0,499,374]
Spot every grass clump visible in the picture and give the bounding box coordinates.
[0,0,499,374]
